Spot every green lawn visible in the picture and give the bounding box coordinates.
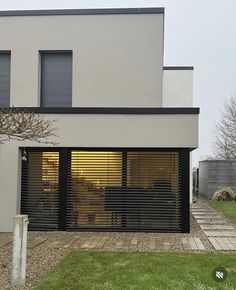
[35,251,236,290]
[209,201,236,224]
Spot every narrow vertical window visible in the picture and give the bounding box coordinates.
[0,52,10,107]
[40,51,72,107]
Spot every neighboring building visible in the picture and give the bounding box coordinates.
[193,167,199,195]
[199,160,236,199]
[0,8,199,233]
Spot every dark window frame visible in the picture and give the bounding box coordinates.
[21,147,190,233]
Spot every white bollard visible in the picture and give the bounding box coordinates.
[11,215,29,286]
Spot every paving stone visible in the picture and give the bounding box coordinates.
[192,212,216,216]
[122,238,132,250]
[163,238,171,250]
[194,215,221,219]
[191,209,215,213]
[27,237,47,249]
[129,237,139,249]
[204,231,225,237]
[163,242,171,250]
[116,238,125,249]
[49,236,78,249]
[200,224,234,230]
[196,219,227,224]
[228,237,236,244]
[209,237,236,251]
[188,238,198,250]
[222,238,236,250]
[0,237,11,248]
[181,238,190,250]
[182,238,206,251]
[194,215,222,219]
[95,236,108,248]
[222,231,236,237]
[156,238,164,250]
[149,238,156,250]
[191,206,212,209]
[131,237,139,245]
[87,236,103,249]
[81,236,95,249]
[209,238,222,250]
[191,208,216,213]
[192,212,220,216]
[194,238,205,250]
[191,204,205,208]
[204,231,236,238]
[215,237,230,250]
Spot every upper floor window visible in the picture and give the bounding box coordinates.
[0,52,11,107]
[40,51,72,107]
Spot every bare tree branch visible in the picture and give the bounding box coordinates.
[213,96,236,159]
[0,108,57,144]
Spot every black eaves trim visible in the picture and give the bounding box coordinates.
[8,107,200,114]
[0,8,164,17]
[164,66,194,70]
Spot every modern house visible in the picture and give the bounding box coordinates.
[0,8,199,233]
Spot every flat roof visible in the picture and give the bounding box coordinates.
[0,8,164,17]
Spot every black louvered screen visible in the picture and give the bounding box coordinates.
[21,149,186,232]
[21,151,59,230]
[67,151,181,232]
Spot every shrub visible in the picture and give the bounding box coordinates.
[212,187,236,201]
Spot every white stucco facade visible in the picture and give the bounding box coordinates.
[0,13,164,108]
[0,8,198,232]
[162,68,193,107]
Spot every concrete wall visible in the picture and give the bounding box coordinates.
[0,13,164,107]
[199,160,236,199]
[162,69,193,107]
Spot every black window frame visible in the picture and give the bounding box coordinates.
[21,147,190,233]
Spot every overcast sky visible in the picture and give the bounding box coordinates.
[1,0,236,166]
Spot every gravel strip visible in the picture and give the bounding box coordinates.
[0,212,217,290]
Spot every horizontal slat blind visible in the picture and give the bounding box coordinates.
[21,152,59,230]
[21,150,182,232]
[67,151,123,229]
[67,151,181,231]
[126,152,181,231]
